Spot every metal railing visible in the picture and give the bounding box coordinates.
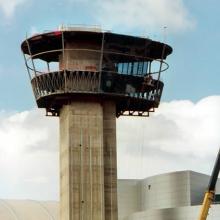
[23,48,169,80]
[22,34,168,115]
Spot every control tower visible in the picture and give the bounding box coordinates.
[21,26,172,220]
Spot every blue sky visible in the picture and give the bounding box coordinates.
[1,0,220,200]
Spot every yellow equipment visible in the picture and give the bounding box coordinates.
[198,148,220,220]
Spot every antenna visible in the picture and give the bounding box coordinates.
[163,26,167,43]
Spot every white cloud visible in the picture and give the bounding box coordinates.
[0,0,27,18]
[117,96,220,178]
[30,26,39,36]
[72,0,195,33]
[0,109,59,200]
[0,96,220,199]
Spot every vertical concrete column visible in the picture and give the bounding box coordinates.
[59,102,105,220]
[59,42,100,71]
[103,101,118,220]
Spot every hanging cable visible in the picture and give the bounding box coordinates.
[156,27,168,95]
[140,120,146,179]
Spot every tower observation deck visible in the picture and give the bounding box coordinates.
[21,26,172,220]
[21,27,172,117]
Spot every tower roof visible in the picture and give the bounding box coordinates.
[21,30,172,62]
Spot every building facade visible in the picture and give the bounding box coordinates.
[1,171,220,220]
[118,171,220,220]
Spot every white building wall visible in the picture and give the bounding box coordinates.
[140,171,191,210]
[118,180,141,220]
[118,170,220,220]
[189,171,209,205]
[1,170,220,220]
[124,205,220,220]
[189,171,220,206]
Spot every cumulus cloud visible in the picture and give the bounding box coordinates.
[0,96,220,199]
[117,96,220,178]
[0,109,59,200]
[0,0,27,18]
[72,0,195,33]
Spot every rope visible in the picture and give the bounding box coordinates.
[140,120,145,179]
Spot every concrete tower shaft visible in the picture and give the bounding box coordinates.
[59,41,101,71]
[60,101,117,220]
[21,26,173,220]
